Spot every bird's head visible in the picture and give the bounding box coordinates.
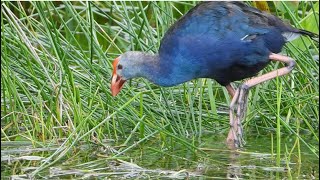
[111,56,126,96]
[111,52,148,96]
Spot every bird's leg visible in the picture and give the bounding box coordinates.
[226,84,240,148]
[233,53,295,148]
[227,85,248,148]
[240,53,296,89]
[226,84,236,97]
[235,85,249,147]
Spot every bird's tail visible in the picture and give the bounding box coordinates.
[298,29,319,42]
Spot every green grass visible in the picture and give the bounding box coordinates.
[1,1,319,178]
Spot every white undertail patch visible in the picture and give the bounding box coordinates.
[282,32,301,42]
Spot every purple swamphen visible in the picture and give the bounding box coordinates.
[111,2,318,148]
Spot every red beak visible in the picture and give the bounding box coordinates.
[111,57,126,96]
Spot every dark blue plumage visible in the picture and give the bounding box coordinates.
[159,2,288,86]
[111,1,318,148]
[111,1,317,92]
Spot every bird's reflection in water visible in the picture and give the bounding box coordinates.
[227,150,242,179]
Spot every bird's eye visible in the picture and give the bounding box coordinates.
[118,64,123,69]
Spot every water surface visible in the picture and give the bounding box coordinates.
[1,133,318,179]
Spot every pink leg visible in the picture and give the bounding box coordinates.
[227,92,241,148]
[226,84,236,97]
[226,53,296,148]
[225,84,239,148]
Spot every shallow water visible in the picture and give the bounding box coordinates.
[1,133,318,179]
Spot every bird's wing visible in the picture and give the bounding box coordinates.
[159,1,282,57]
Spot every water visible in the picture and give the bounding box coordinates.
[1,133,318,179]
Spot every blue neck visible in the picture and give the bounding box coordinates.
[142,54,207,87]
